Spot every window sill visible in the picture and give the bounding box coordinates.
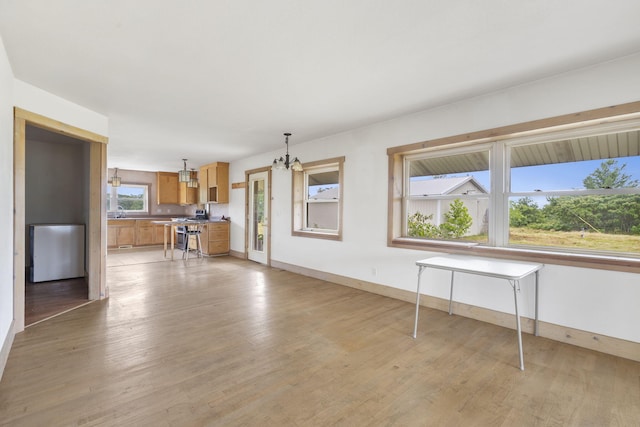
[389,237,640,274]
[292,230,342,241]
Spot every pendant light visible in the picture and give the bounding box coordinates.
[178,159,191,182]
[187,168,199,188]
[110,167,121,187]
[272,133,303,171]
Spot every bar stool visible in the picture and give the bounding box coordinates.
[182,223,204,261]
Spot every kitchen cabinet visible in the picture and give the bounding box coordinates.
[107,220,136,248]
[178,181,198,205]
[201,221,230,255]
[109,219,166,248]
[154,224,166,244]
[135,220,165,246]
[199,162,229,204]
[198,165,209,205]
[157,172,179,204]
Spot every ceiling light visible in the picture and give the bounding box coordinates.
[179,159,191,182]
[110,167,121,187]
[187,168,199,188]
[272,133,303,171]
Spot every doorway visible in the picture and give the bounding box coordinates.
[13,108,108,332]
[24,127,90,325]
[247,169,270,265]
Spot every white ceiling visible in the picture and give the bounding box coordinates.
[1,0,640,172]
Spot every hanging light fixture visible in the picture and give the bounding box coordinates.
[178,158,191,182]
[187,168,199,188]
[272,133,303,171]
[110,167,121,187]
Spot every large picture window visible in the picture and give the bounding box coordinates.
[507,134,640,254]
[107,184,149,215]
[387,102,640,271]
[292,157,344,240]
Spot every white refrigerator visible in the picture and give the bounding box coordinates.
[29,224,85,282]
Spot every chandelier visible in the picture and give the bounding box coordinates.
[272,133,303,171]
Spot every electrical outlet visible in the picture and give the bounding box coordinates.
[372,268,377,276]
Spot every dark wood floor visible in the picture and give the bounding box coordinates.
[24,276,88,326]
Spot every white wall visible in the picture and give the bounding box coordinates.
[0,35,15,369]
[229,53,640,344]
[14,80,108,136]
[26,139,88,225]
[0,40,109,378]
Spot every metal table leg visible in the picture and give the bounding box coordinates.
[512,279,525,370]
[534,270,539,336]
[412,266,425,339]
[448,271,455,315]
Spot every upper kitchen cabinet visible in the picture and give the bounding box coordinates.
[199,162,229,203]
[158,170,197,205]
[178,180,198,205]
[157,172,179,204]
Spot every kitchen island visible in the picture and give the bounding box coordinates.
[152,219,230,260]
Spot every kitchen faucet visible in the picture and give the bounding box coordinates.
[115,205,126,218]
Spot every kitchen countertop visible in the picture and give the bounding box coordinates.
[108,217,229,222]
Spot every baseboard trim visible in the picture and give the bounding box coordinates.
[0,319,16,382]
[271,260,640,362]
[229,249,245,259]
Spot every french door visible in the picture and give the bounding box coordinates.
[247,170,269,264]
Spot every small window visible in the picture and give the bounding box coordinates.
[107,184,149,215]
[292,157,344,240]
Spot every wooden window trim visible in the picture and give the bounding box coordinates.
[387,101,640,274]
[292,156,345,241]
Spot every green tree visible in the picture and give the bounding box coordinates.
[440,199,473,238]
[530,160,640,234]
[407,212,440,238]
[583,159,639,189]
[407,199,473,239]
[509,197,542,227]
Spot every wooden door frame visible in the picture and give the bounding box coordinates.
[13,107,108,333]
[244,166,272,266]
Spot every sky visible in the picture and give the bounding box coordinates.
[510,156,640,192]
[413,156,640,194]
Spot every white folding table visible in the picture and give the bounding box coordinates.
[412,255,543,370]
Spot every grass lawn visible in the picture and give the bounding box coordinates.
[509,227,640,253]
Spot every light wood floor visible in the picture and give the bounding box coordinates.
[1,250,639,426]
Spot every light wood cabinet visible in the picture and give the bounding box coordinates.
[135,220,165,246]
[199,162,229,204]
[108,220,136,248]
[154,224,166,244]
[199,166,208,205]
[107,228,117,247]
[157,172,179,204]
[202,221,230,255]
[178,181,198,205]
[110,220,167,248]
